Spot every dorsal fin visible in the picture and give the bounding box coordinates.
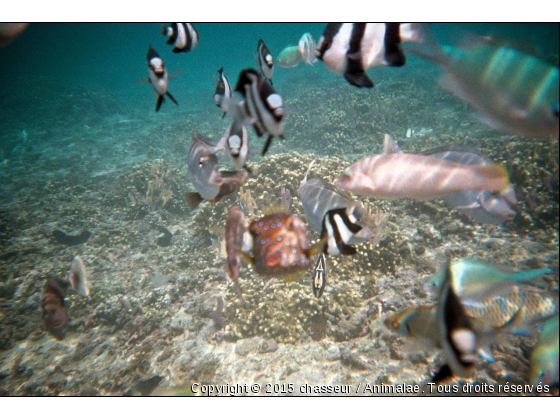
[382,133,402,154]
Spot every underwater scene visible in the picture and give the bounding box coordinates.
[0,23,558,396]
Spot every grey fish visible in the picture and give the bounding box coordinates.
[420,144,517,224]
[312,252,327,298]
[299,160,388,255]
[257,39,274,84]
[185,131,248,209]
[217,120,250,170]
[161,23,198,53]
[146,45,178,112]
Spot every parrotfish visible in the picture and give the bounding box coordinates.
[298,33,317,65]
[529,315,559,386]
[185,131,248,209]
[337,136,512,201]
[276,45,302,68]
[316,23,423,87]
[239,210,324,279]
[423,258,552,303]
[299,160,388,255]
[406,25,559,138]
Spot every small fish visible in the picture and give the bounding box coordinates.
[280,186,292,211]
[213,67,232,118]
[218,120,250,170]
[300,161,388,256]
[161,23,198,53]
[208,297,227,329]
[257,39,274,84]
[146,45,178,112]
[423,258,552,303]
[185,131,248,209]
[67,256,90,297]
[316,23,422,87]
[406,25,559,138]
[238,210,324,279]
[298,32,317,65]
[312,252,327,298]
[276,45,302,68]
[529,315,559,386]
[41,275,69,341]
[418,143,517,224]
[225,203,246,301]
[337,136,512,201]
[233,68,286,156]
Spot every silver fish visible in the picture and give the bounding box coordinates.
[217,120,249,170]
[298,32,317,65]
[257,39,274,84]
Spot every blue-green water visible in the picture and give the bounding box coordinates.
[0,23,558,396]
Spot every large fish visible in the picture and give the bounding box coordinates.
[213,67,231,118]
[161,23,198,53]
[185,131,248,209]
[529,315,559,386]
[316,23,422,87]
[406,25,559,138]
[299,160,388,255]
[238,210,324,279]
[423,258,552,303]
[337,136,512,201]
[233,68,286,156]
[146,45,178,112]
[418,143,517,224]
[257,39,274,84]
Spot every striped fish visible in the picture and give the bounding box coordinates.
[146,45,178,112]
[316,23,422,87]
[257,39,274,84]
[213,67,231,118]
[312,253,327,298]
[161,23,198,53]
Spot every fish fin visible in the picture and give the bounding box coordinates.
[302,159,315,184]
[68,256,90,298]
[185,192,204,210]
[221,111,227,119]
[382,133,402,154]
[242,164,252,174]
[155,95,164,112]
[455,202,482,210]
[168,69,183,78]
[344,71,374,88]
[166,91,178,105]
[309,236,329,257]
[161,24,169,36]
[233,245,254,266]
[132,77,150,84]
[261,134,274,156]
[476,345,495,362]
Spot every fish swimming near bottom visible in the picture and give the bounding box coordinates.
[337,135,513,201]
[41,257,90,340]
[312,253,327,298]
[225,203,247,301]
[238,210,325,279]
[146,45,178,112]
[529,315,559,386]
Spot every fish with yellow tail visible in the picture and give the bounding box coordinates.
[236,208,325,279]
[529,315,559,387]
[405,24,559,138]
[337,135,513,201]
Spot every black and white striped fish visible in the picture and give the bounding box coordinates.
[146,45,178,112]
[233,68,285,156]
[257,39,274,84]
[161,23,198,53]
[299,160,388,256]
[316,23,422,88]
[218,120,250,170]
[312,253,327,298]
[213,67,232,118]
